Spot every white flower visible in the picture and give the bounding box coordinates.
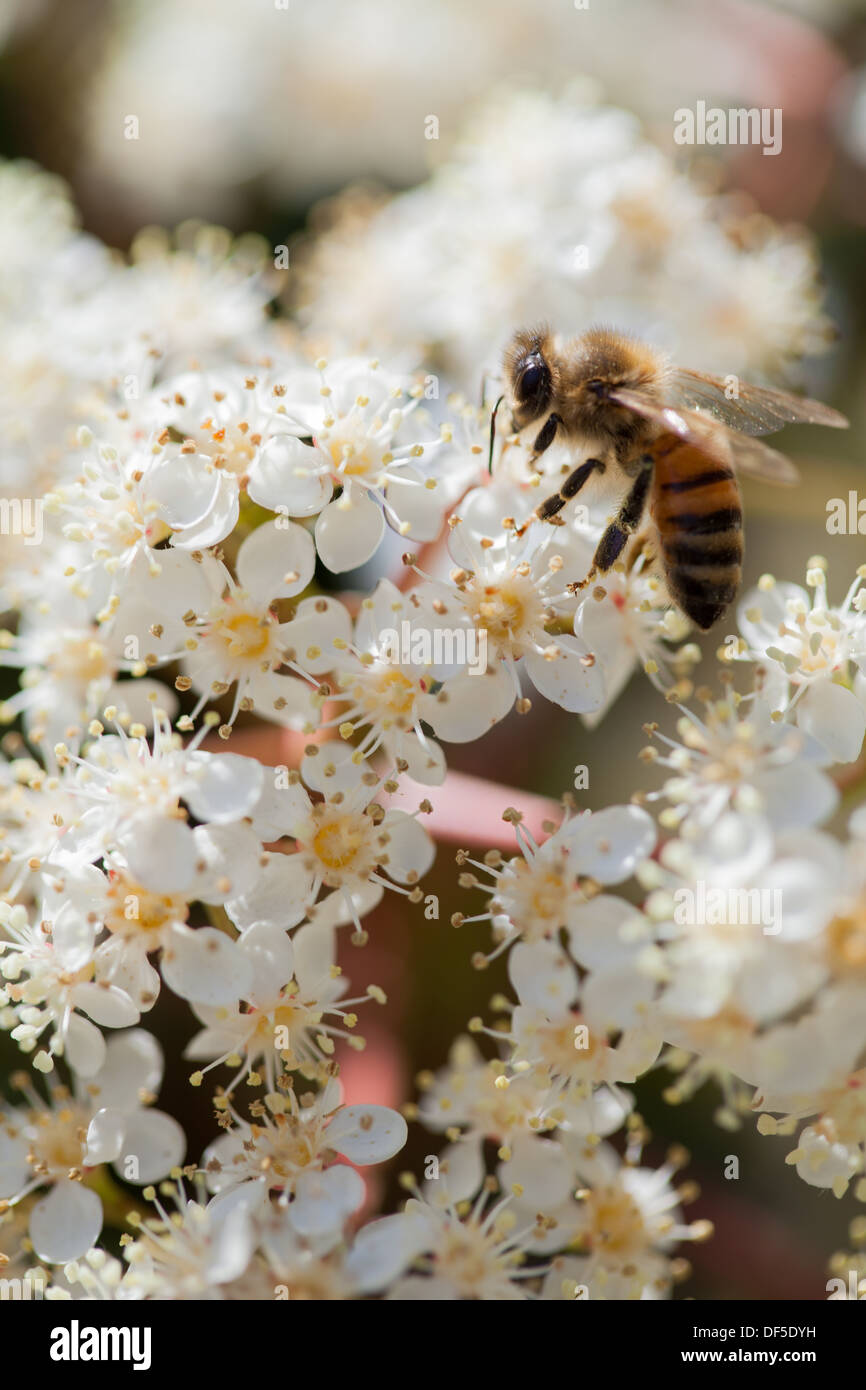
[122,1174,257,1300]
[413,507,605,718]
[502,940,660,1123]
[46,429,184,610]
[0,755,86,903]
[114,526,319,734]
[259,1208,416,1299]
[573,549,694,723]
[645,816,829,1036]
[69,220,276,385]
[641,689,839,835]
[299,89,831,392]
[129,359,395,546]
[0,576,177,747]
[48,421,317,620]
[3,650,170,751]
[0,1031,185,1263]
[383,1186,545,1300]
[526,1139,709,1297]
[752,987,866,1197]
[138,365,318,540]
[184,922,381,1092]
[735,564,866,765]
[417,1034,550,1144]
[204,1080,406,1238]
[225,744,435,937]
[59,1247,142,1301]
[312,578,499,783]
[0,897,139,1077]
[56,842,262,1014]
[55,716,265,891]
[454,801,655,960]
[247,357,463,573]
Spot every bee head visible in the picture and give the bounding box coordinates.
[504,328,555,430]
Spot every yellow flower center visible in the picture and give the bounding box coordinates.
[323,419,385,481]
[436,1216,518,1295]
[312,815,367,871]
[583,1184,647,1260]
[29,1106,89,1174]
[105,875,188,940]
[374,668,416,718]
[611,191,674,251]
[463,573,544,659]
[202,601,278,668]
[219,610,273,659]
[49,635,111,685]
[496,859,570,941]
[827,906,866,977]
[540,1016,602,1079]
[204,425,256,476]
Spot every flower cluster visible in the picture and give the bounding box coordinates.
[0,77,861,1303]
[72,0,844,227]
[295,89,831,393]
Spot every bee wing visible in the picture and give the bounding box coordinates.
[607,387,800,485]
[605,387,702,445]
[718,432,800,486]
[669,368,848,436]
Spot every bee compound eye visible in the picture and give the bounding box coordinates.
[517,357,550,407]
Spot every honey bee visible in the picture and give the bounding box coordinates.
[499,326,848,629]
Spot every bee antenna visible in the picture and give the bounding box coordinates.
[488,395,504,475]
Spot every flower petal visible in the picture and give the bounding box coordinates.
[237,922,294,1003]
[63,1013,108,1077]
[280,595,353,676]
[185,753,264,825]
[73,983,140,1029]
[247,436,332,516]
[114,1109,186,1184]
[384,466,444,542]
[327,1105,408,1165]
[798,680,866,765]
[235,518,316,602]
[162,923,254,1006]
[559,806,656,883]
[85,1028,164,1111]
[381,810,435,884]
[29,1181,103,1264]
[290,1165,366,1237]
[314,489,385,573]
[0,1130,31,1198]
[524,635,605,714]
[225,852,314,932]
[84,1107,126,1166]
[345,1212,431,1293]
[120,816,197,893]
[419,665,514,742]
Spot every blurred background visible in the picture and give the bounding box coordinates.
[1,0,866,1298]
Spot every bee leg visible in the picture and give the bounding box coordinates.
[570,462,652,592]
[561,457,605,500]
[514,458,605,538]
[528,412,562,471]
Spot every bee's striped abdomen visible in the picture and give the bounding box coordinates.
[650,434,743,630]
